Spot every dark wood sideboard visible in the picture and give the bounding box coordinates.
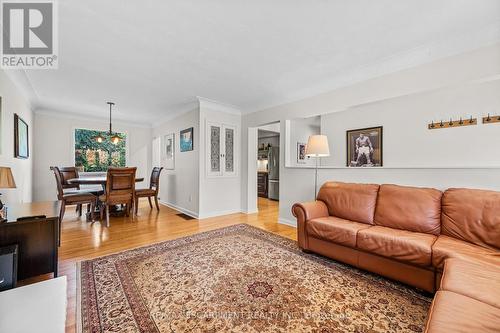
[0,201,59,281]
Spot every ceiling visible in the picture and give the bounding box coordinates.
[11,0,500,126]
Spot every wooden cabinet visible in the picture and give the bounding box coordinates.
[206,122,237,177]
[0,202,59,281]
[257,172,268,198]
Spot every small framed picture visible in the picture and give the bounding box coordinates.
[346,126,383,167]
[14,114,29,159]
[180,127,194,152]
[164,133,175,169]
[297,142,307,164]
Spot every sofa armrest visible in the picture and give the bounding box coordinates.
[292,201,329,249]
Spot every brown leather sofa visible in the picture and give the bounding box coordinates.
[292,181,500,333]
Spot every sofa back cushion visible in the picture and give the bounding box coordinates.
[374,184,442,235]
[442,188,500,250]
[317,182,379,224]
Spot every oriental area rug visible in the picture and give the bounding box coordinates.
[77,224,431,332]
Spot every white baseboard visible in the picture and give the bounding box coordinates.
[241,208,258,214]
[278,218,297,227]
[159,200,199,219]
[198,209,242,219]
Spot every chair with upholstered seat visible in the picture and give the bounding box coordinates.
[135,167,163,214]
[51,166,97,243]
[54,166,104,216]
[99,167,137,227]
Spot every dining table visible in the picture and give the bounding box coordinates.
[67,176,144,220]
[67,176,144,186]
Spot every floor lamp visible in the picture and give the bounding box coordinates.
[305,135,330,200]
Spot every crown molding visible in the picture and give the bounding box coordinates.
[34,108,153,128]
[197,96,242,115]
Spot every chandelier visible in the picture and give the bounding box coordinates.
[95,102,121,144]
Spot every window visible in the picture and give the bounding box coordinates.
[74,129,127,172]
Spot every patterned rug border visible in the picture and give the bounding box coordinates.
[77,223,432,332]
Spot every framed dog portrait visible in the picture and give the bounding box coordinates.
[346,126,383,167]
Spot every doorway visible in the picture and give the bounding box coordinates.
[255,122,280,212]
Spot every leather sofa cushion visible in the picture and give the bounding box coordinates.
[317,182,379,225]
[442,188,500,250]
[306,216,371,248]
[432,235,500,270]
[441,258,500,309]
[424,291,500,333]
[374,184,442,235]
[357,226,437,267]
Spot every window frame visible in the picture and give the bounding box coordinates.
[72,126,130,174]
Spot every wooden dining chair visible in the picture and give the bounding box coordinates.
[58,167,80,191]
[99,167,137,227]
[51,166,97,244]
[53,166,103,216]
[135,167,163,214]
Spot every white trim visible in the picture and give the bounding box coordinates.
[278,218,297,227]
[241,208,258,214]
[159,200,199,219]
[34,108,152,128]
[198,209,242,219]
[159,200,245,219]
[197,96,242,115]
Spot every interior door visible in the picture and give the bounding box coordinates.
[207,122,222,177]
[223,124,236,177]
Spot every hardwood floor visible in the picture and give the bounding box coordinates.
[21,197,295,333]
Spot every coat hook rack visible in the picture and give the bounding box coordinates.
[482,113,500,124]
[428,116,477,130]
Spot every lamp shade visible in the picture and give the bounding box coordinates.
[305,135,330,157]
[0,167,16,189]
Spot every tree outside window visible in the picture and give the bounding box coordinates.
[74,129,127,172]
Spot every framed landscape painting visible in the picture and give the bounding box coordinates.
[180,127,194,152]
[14,114,29,159]
[346,126,382,167]
[164,133,175,169]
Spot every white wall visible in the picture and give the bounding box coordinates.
[153,108,200,217]
[240,43,500,225]
[0,71,34,203]
[285,117,320,168]
[320,79,500,168]
[33,111,152,201]
[198,99,242,218]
